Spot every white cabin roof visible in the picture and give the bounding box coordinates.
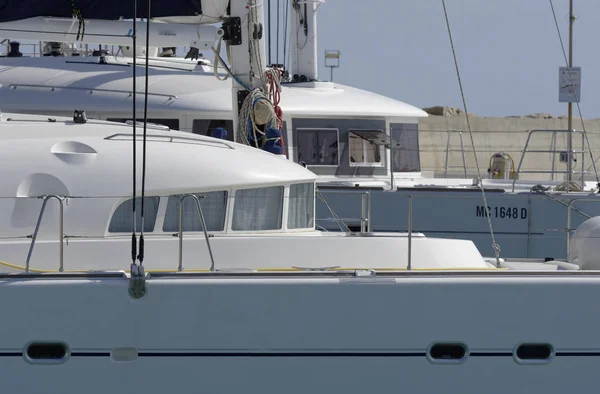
[0,56,428,119]
[0,113,316,198]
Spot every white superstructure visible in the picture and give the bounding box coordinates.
[0,113,488,273]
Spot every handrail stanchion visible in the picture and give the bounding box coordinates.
[25,195,64,273]
[360,193,367,233]
[178,194,216,272]
[567,201,572,259]
[178,198,184,272]
[407,194,413,271]
[367,191,372,233]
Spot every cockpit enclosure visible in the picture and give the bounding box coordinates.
[291,118,421,177]
[107,182,316,235]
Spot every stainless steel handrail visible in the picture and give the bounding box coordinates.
[512,129,588,192]
[315,188,348,232]
[316,189,372,234]
[8,83,178,100]
[360,191,372,233]
[407,194,413,270]
[177,194,215,272]
[25,195,64,273]
[443,130,467,178]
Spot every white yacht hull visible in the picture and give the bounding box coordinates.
[1,271,600,393]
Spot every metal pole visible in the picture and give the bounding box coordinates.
[367,191,372,233]
[567,201,572,259]
[360,193,367,233]
[330,67,333,82]
[178,199,184,272]
[567,0,574,189]
[178,194,216,272]
[193,197,216,272]
[268,0,272,65]
[58,200,63,272]
[407,195,412,271]
[25,195,64,273]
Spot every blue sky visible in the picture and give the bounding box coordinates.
[302,1,600,118]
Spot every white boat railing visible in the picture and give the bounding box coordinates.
[15,190,600,272]
[177,194,215,272]
[512,129,589,192]
[315,189,372,233]
[25,195,65,273]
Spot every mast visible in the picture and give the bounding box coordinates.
[567,0,574,186]
[290,0,319,81]
[225,0,267,141]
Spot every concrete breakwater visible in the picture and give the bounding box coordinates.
[419,106,600,182]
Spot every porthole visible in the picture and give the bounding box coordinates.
[427,342,468,364]
[24,341,70,364]
[513,343,554,364]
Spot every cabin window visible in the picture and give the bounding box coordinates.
[193,119,234,141]
[108,197,160,233]
[390,123,420,172]
[348,131,383,165]
[107,118,180,130]
[296,128,339,166]
[232,186,284,231]
[288,183,315,229]
[162,191,228,232]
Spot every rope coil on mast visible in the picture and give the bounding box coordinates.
[213,0,286,154]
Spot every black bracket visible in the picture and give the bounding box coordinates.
[237,90,250,112]
[222,17,242,46]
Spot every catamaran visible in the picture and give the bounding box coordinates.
[0,1,600,393]
[0,1,597,261]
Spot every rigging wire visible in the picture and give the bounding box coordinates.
[130,0,138,266]
[548,0,600,185]
[441,0,502,265]
[138,0,152,266]
[294,1,308,50]
[283,0,290,71]
[268,0,272,65]
[276,0,280,63]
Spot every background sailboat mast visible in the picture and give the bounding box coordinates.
[567,0,574,185]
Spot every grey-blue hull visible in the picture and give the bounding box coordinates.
[316,187,600,260]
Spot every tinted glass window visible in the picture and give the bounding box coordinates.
[297,129,339,166]
[108,197,159,233]
[163,191,228,232]
[288,183,315,229]
[232,186,284,231]
[390,123,420,172]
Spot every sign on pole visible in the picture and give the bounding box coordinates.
[324,50,340,82]
[559,66,581,103]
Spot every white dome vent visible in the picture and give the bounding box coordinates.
[569,216,600,269]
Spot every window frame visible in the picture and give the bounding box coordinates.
[296,127,340,167]
[231,185,285,232]
[348,129,386,167]
[286,182,316,230]
[161,190,229,233]
[107,196,160,234]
